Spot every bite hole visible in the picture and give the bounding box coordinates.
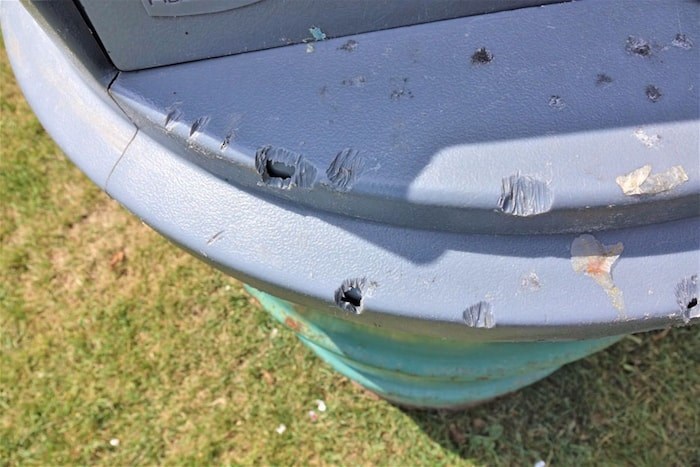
[265,160,295,180]
[341,287,362,308]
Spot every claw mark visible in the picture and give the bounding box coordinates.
[326,149,365,191]
[220,134,233,151]
[571,234,624,312]
[164,105,182,130]
[220,116,242,151]
[462,301,495,328]
[189,116,210,138]
[207,230,225,245]
[675,275,698,323]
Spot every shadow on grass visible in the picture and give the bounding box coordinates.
[399,326,700,465]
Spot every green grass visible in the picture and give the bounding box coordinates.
[1,39,699,466]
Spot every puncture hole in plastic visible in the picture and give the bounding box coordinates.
[341,287,363,308]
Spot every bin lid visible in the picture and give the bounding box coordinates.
[79,0,564,70]
[110,0,699,235]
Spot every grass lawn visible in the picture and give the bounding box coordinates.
[1,36,699,466]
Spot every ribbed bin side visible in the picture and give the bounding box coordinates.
[246,286,622,408]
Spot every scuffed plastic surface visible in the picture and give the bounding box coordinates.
[111,0,699,234]
[4,0,699,343]
[1,1,136,188]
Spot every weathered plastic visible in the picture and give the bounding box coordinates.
[3,0,698,408]
[77,0,564,70]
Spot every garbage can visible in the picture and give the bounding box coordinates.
[3,0,698,408]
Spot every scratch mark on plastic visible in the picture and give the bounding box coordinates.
[220,134,233,151]
[164,105,182,130]
[189,116,210,138]
[675,275,698,324]
[220,116,242,151]
[207,230,225,245]
[462,301,495,328]
[326,149,365,191]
